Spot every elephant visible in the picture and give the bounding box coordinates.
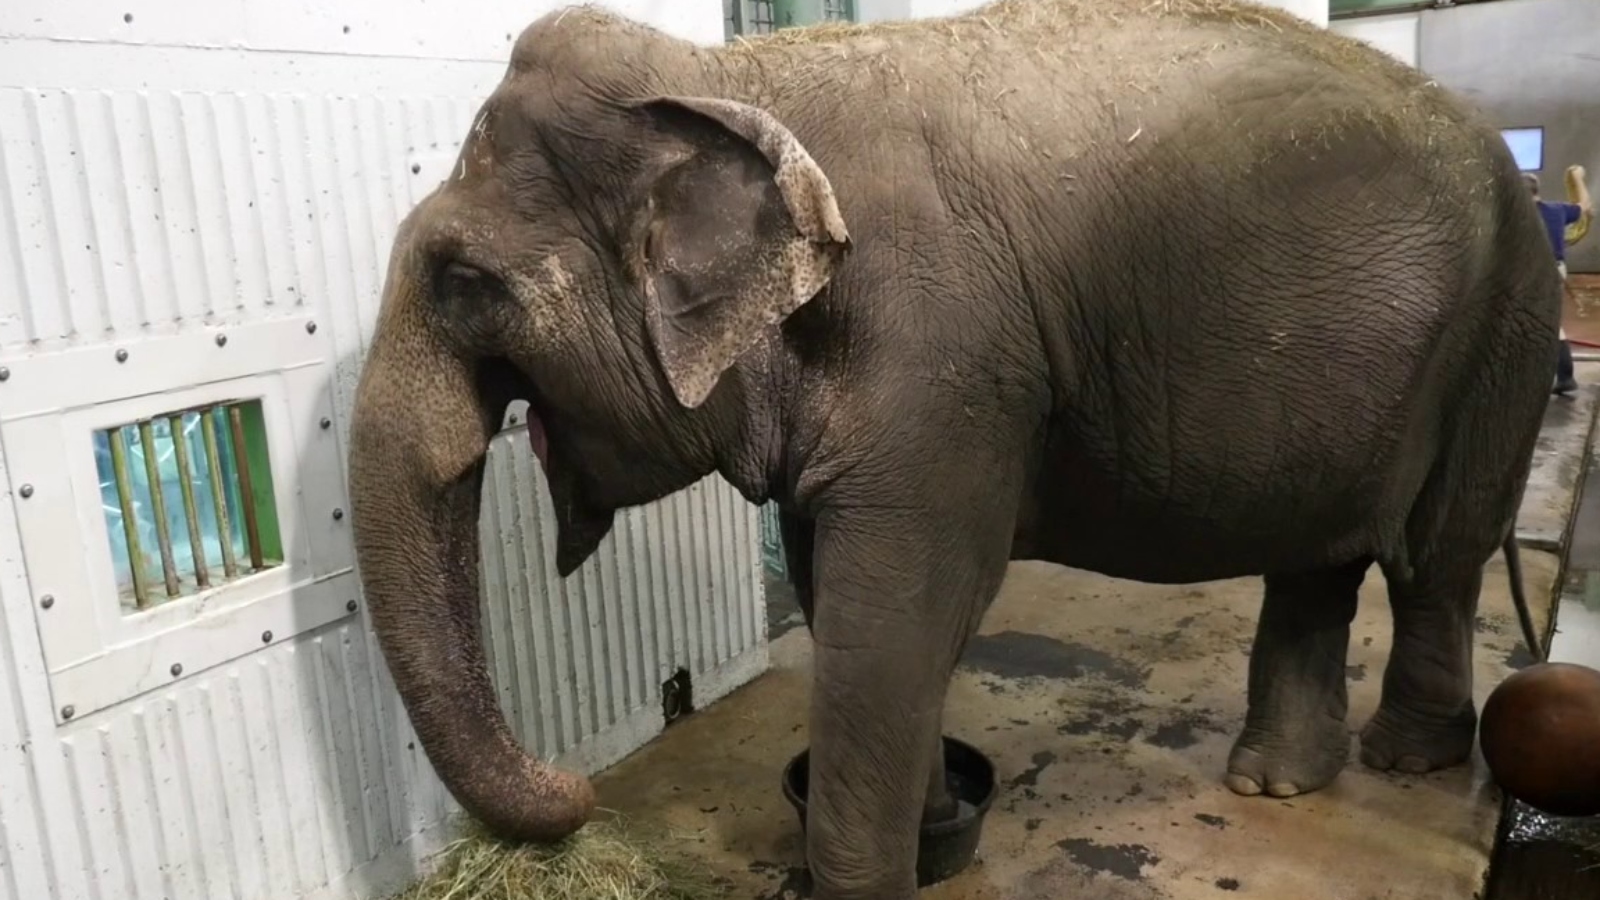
[345,1,1560,897]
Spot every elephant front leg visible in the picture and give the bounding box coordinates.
[802,497,1016,897]
[807,638,952,900]
[784,507,960,829]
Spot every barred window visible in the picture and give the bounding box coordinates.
[726,0,779,39]
[1330,0,1429,17]
[95,399,282,611]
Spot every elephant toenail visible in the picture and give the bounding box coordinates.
[1395,755,1431,774]
[1224,774,1264,796]
[1266,782,1301,798]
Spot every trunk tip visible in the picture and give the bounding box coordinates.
[475,763,598,844]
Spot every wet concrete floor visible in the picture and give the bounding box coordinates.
[1559,274,1600,346]
[593,368,1598,900]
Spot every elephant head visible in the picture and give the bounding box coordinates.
[346,8,850,842]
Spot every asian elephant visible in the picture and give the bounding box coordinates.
[346,1,1558,897]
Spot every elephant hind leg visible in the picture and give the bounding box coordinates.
[1360,472,1504,776]
[1359,339,1545,775]
[1358,561,1483,775]
[1225,558,1369,799]
[1359,476,1506,777]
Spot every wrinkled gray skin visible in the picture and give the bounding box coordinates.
[347,1,1560,896]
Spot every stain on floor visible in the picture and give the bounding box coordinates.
[1056,837,1161,881]
[962,631,1151,689]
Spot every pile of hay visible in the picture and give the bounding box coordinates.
[388,814,728,900]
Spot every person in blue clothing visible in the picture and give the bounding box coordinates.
[1526,167,1591,395]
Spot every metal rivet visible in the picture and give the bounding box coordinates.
[39,594,54,610]
[305,321,318,334]
[332,508,344,521]
[61,705,75,720]
[170,663,183,677]
[0,366,10,381]
[115,348,128,362]
[262,630,273,643]
[319,416,332,430]
[215,333,228,347]
[18,484,33,499]
[346,600,358,613]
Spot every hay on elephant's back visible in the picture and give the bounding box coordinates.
[388,815,728,900]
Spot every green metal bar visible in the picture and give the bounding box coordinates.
[138,420,182,598]
[168,413,210,589]
[200,407,239,579]
[108,428,151,609]
[226,404,265,571]
[237,401,282,562]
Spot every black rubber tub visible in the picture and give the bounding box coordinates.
[779,735,999,887]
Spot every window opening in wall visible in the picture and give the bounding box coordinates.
[726,0,779,39]
[1501,127,1545,173]
[1329,0,1427,17]
[727,1,853,40]
[748,1,777,32]
[94,400,282,612]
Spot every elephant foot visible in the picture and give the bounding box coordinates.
[1359,702,1477,774]
[1224,715,1351,798]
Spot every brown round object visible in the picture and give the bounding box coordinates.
[1479,661,1600,818]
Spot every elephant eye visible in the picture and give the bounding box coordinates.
[432,259,509,313]
[440,260,487,288]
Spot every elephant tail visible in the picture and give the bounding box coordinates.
[1502,529,1546,662]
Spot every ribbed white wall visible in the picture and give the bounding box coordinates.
[480,432,765,764]
[0,3,764,899]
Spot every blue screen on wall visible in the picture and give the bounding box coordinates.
[1501,127,1545,172]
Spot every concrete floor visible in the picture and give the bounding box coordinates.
[1560,274,1600,345]
[592,373,1599,900]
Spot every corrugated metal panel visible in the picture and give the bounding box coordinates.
[0,19,766,900]
[0,87,484,357]
[42,627,447,900]
[481,437,765,759]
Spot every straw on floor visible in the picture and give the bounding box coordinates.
[387,814,728,900]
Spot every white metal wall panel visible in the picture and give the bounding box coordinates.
[0,83,485,354]
[3,0,726,56]
[0,1,765,898]
[480,438,766,766]
[39,630,451,900]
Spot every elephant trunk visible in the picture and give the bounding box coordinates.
[347,305,594,843]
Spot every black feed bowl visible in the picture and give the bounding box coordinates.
[780,735,999,887]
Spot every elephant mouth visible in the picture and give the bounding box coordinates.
[525,405,551,474]
[511,393,615,575]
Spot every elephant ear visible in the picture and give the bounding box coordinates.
[631,96,851,409]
